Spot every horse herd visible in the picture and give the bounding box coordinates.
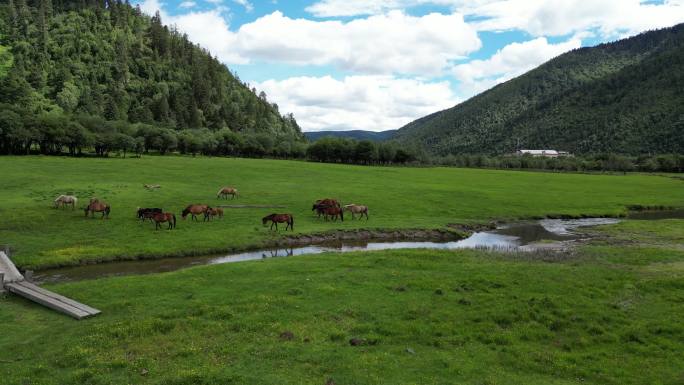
[53,189,369,232]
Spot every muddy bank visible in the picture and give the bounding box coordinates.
[265,228,466,248]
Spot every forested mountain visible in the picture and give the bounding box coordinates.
[394,24,684,155]
[0,0,303,156]
[305,129,397,142]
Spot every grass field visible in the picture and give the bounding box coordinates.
[0,156,682,269]
[1,219,682,385]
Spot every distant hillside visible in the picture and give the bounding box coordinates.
[0,0,302,155]
[305,130,397,142]
[395,24,684,155]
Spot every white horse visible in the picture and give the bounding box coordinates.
[217,187,239,199]
[343,204,369,220]
[54,195,78,210]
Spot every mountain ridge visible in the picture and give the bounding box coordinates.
[394,24,684,155]
[305,129,397,142]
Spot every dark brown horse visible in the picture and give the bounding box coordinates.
[85,198,110,219]
[262,213,294,231]
[137,207,162,221]
[322,206,344,222]
[181,204,209,221]
[204,207,224,221]
[152,212,176,230]
[312,199,340,218]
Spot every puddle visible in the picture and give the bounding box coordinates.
[33,217,627,284]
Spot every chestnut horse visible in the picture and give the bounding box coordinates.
[344,204,369,220]
[312,199,340,218]
[152,212,176,230]
[181,204,209,221]
[322,206,344,222]
[204,207,224,221]
[217,187,239,199]
[262,213,294,231]
[85,198,110,219]
[54,195,78,210]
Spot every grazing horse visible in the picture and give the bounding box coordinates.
[312,199,340,218]
[217,187,239,199]
[85,198,110,219]
[181,204,209,221]
[344,204,369,220]
[322,206,344,222]
[262,213,294,231]
[54,195,78,210]
[137,207,162,221]
[204,207,224,221]
[152,212,176,230]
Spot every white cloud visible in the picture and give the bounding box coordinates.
[232,0,254,12]
[452,37,581,97]
[307,0,684,38]
[255,76,460,131]
[235,11,480,75]
[179,1,196,8]
[136,3,481,75]
[306,0,426,17]
[461,0,684,37]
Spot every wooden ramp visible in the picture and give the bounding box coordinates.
[1,252,100,320]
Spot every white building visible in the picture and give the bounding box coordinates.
[516,149,568,158]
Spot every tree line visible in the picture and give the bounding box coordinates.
[0,106,306,158]
[430,153,684,173]
[3,118,681,173]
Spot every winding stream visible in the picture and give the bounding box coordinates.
[33,211,683,284]
[31,218,614,284]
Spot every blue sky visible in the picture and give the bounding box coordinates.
[137,0,684,132]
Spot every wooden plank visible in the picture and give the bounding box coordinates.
[17,281,100,316]
[6,283,90,320]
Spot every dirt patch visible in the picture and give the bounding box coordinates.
[267,228,463,249]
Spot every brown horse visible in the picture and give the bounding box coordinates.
[322,206,344,222]
[217,187,239,199]
[262,213,294,231]
[137,207,162,221]
[204,207,224,221]
[181,204,209,221]
[85,198,110,219]
[152,212,176,230]
[312,198,340,218]
[344,204,369,220]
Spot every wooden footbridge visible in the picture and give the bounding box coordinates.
[0,251,100,320]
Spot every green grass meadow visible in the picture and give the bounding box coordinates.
[1,220,683,385]
[1,156,684,384]
[0,156,682,269]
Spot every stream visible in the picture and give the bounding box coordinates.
[33,210,683,284]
